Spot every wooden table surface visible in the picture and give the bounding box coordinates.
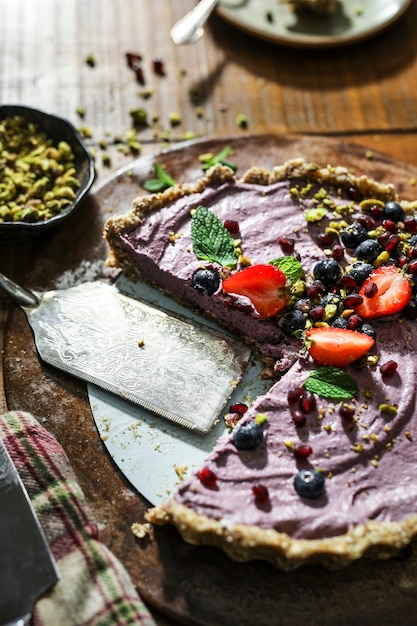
[3,0,417,622]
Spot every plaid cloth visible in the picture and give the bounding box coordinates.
[0,410,156,626]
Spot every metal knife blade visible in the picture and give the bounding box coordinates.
[0,439,60,625]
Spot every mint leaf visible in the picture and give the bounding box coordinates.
[191,206,237,268]
[303,366,358,400]
[200,146,238,172]
[143,162,176,192]
[269,256,303,286]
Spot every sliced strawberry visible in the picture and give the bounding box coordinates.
[306,327,375,368]
[222,264,289,318]
[356,265,411,320]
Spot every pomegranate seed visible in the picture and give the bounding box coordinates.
[357,215,376,230]
[398,254,409,269]
[152,59,166,76]
[347,186,362,202]
[364,282,378,298]
[229,402,248,416]
[409,246,417,260]
[279,236,295,254]
[309,305,325,322]
[348,313,362,330]
[300,392,316,413]
[404,301,417,319]
[344,293,363,308]
[341,274,358,291]
[197,467,218,488]
[287,387,305,405]
[331,244,344,261]
[126,52,142,68]
[135,67,145,85]
[340,404,355,419]
[292,410,307,427]
[252,484,269,503]
[378,231,391,247]
[294,444,313,459]
[307,282,326,300]
[405,215,417,233]
[370,205,384,219]
[317,233,333,248]
[380,360,398,378]
[408,259,417,274]
[383,219,398,233]
[385,234,401,253]
[340,404,355,429]
[224,220,239,234]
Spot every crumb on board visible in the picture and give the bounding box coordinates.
[131,522,152,539]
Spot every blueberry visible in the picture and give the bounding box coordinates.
[294,469,325,499]
[361,323,376,341]
[347,261,374,286]
[331,316,348,329]
[410,234,417,246]
[384,201,404,223]
[191,267,220,296]
[354,239,382,263]
[280,310,306,336]
[313,258,342,286]
[340,222,368,249]
[232,421,264,450]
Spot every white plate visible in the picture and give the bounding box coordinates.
[217,0,412,48]
[89,275,273,506]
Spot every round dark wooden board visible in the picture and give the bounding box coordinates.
[4,134,417,626]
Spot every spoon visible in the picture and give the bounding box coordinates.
[170,0,220,45]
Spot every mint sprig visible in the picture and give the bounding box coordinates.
[303,366,358,400]
[143,162,177,192]
[191,205,237,268]
[200,146,237,172]
[269,256,303,286]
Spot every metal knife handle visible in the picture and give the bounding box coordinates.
[0,272,40,307]
[4,614,31,626]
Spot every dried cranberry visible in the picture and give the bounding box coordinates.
[279,236,295,254]
[252,484,269,504]
[224,219,240,234]
[380,360,398,378]
[294,444,313,459]
[197,467,218,488]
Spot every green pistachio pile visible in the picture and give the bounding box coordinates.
[0,115,80,223]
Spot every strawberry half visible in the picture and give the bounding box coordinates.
[355,265,411,320]
[306,327,375,368]
[222,264,289,318]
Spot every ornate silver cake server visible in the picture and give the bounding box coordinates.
[0,273,251,434]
